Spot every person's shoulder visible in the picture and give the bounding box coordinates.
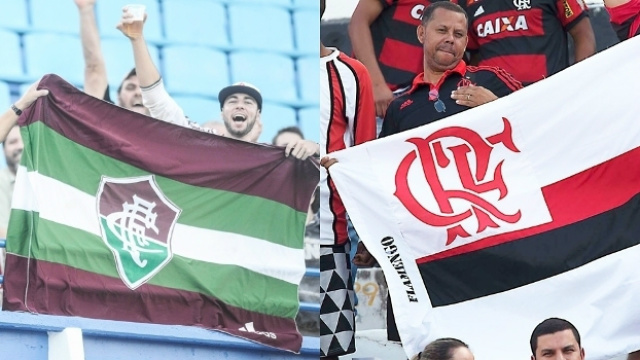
[467,65,517,81]
[388,91,413,111]
[335,51,373,79]
[336,51,364,68]
[0,167,13,184]
[466,65,523,91]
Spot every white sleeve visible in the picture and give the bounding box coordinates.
[140,78,190,127]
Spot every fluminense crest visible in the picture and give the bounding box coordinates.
[96,175,181,289]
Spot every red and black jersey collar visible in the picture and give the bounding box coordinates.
[407,60,468,94]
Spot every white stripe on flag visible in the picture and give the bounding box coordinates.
[11,166,305,285]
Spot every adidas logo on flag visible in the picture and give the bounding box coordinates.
[474,5,485,17]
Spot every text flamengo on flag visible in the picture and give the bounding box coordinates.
[2,74,319,354]
[327,36,640,360]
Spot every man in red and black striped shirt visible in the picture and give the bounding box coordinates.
[605,0,640,40]
[458,0,596,86]
[349,0,449,118]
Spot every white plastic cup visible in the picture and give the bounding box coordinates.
[123,4,146,37]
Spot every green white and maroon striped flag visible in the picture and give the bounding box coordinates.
[2,74,319,353]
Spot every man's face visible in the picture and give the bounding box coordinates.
[221,93,260,139]
[417,8,468,72]
[117,75,149,115]
[4,126,23,170]
[533,330,585,360]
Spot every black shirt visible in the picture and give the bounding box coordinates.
[380,60,522,137]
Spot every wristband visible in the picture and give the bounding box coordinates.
[10,104,22,116]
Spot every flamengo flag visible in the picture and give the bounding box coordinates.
[2,74,319,353]
[327,36,640,360]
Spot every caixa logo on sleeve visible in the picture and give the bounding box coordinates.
[395,117,522,246]
[96,175,182,290]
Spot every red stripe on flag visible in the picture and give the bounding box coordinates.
[418,145,640,263]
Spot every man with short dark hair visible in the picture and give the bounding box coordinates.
[349,0,447,118]
[379,1,522,137]
[530,318,585,360]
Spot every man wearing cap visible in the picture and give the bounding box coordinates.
[117,7,319,159]
[217,82,263,141]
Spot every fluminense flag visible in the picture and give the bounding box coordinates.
[327,36,640,359]
[2,74,319,353]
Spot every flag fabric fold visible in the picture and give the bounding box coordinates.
[2,74,319,354]
[327,36,640,360]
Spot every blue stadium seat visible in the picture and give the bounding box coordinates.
[227,4,294,53]
[161,45,230,98]
[0,82,11,110]
[162,0,229,49]
[259,102,298,144]
[100,38,160,90]
[296,56,318,106]
[229,51,298,105]
[298,106,319,143]
[23,33,84,86]
[96,0,163,44]
[170,94,219,125]
[29,0,80,34]
[0,29,24,82]
[0,0,29,31]
[293,9,320,55]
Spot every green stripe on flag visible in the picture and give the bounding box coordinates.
[19,122,306,249]
[7,209,299,317]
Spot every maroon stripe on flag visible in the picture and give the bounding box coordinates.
[20,74,318,212]
[2,255,303,353]
[419,145,640,263]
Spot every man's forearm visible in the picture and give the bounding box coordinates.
[571,19,596,62]
[348,23,388,88]
[130,37,161,87]
[78,4,108,98]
